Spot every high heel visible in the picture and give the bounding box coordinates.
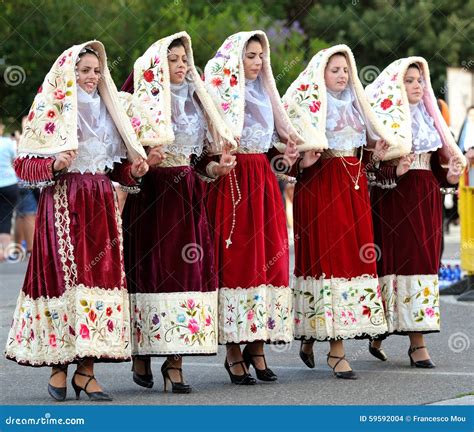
[132,355,154,388]
[224,358,256,385]
[242,346,277,381]
[161,361,192,394]
[408,346,435,368]
[369,341,388,361]
[71,371,113,401]
[48,365,68,402]
[326,353,358,380]
[299,340,315,369]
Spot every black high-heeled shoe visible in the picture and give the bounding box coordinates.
[242,346,277,381]
[224,358,256,385]
[369,341,388,361]
[327,353,358,380]
[71,371,113,401]
[48,365,68,402]
[161,361,192,393]
[408,345,435,368]
[132,355,154,388]
[299,340,315,369]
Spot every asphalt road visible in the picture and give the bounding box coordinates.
[0,229,472,405]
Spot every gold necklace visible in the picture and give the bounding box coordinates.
[340,147,363,190]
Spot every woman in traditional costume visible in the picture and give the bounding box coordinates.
[4,41,148,402]
[204,31,302,385]
[282,45,404,379]
[120,32,236,393]
[365,58,466,367]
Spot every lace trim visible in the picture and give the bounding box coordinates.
[378,274,440,333]
[293,274,388,341]
[54,181,78,290]
[112,188,127,288]
[218,284,293,344]
[163,143,203,158]
[18,179,55,189]
[130,291,218,355]
[409,153,432,170]
[5,286,131,366]
[276,173,297,184]
[119,185,141,194]
[197,173,216,183]
[327,128,366,151]
[239,124,273,153]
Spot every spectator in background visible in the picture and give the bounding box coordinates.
[13,117,38,256]
[0,121,19,262]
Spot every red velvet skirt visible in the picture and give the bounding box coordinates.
[294,157,377,279]
[5,173,131,366]
[206,154,293,344]
[292,157,387,341]
[371,169,442,334]
[122,166,218,355]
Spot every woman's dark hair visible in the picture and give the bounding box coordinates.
[246,35,263,46]
[328,52,347,62]
[408,63,421,72]
[247,35,262,45]
[78,46,99,61]
[168,38,185,50]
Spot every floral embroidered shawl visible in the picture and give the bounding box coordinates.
[365,57,465,164]
[204,30,303,151]
[20,40,146,160]
[282,44,405,156]
[120,31,235,153]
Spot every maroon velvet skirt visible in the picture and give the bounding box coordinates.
[5,173,131,366]
[122,165,218,355]
[292,157,387,341]
[206,154,293,344]
[371,169,442,334]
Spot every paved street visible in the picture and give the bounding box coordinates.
[1,227,472,405]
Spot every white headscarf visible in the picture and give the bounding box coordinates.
[240,76,274,152]
[410,101,443,154]
[69,86,126,174]
[326,86,367,151]
[168,79,206,157]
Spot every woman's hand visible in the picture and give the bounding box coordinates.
[372,139,389,163]
[146,145,166,167]
[447,154,465,185]
[53,150,77,172]
[131,158,149,178]
[396,153,415,177]
[283,137,300,167]
[212,145,237,177]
